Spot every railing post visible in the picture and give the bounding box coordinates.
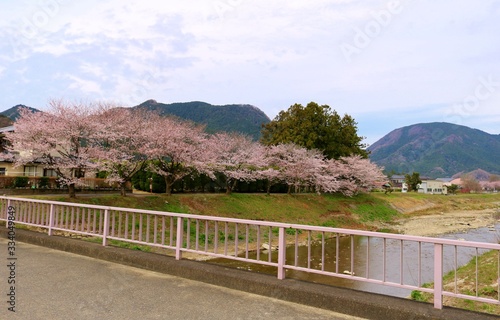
[102,209,109,246]
[434,243,443,309]
[176,217,183,260]
[48,204,54,236]
[277,227,286,280]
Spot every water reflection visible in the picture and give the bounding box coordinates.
[209,223,500,298]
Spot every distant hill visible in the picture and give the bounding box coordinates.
[2,101,271,140]
[368,122,500,178]
[0,105,40,121]
[133,100,270,140]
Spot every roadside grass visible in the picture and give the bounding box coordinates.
[410,249,500,315]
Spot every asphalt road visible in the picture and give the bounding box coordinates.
[0,238,365,320]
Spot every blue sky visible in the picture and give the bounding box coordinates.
[1,0,499,145]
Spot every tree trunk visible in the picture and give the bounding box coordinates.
[120,182,127,197]
[266,181,272,195]
[68,183,76,198]
[226,178,238,195]
[287,184,292,194]
[165,176,173,196]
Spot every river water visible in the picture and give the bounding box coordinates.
[209,223,500,298]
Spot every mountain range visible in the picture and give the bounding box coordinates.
[132,100,270,140]
[2,103,499,178]
[0,101,270,140]
[367,122,500,178]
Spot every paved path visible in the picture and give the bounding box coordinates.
[0,239,365,320]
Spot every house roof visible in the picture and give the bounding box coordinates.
[0,125,14,133]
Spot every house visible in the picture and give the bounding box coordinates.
[417,179,447,195]
[401,177,448,194]
[389,175,405,188]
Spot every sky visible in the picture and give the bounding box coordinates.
[0,0,499,145]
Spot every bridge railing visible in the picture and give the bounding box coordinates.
[1,196,499,310]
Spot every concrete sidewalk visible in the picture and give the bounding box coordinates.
[1,229,498,320]
[0,238,363,320]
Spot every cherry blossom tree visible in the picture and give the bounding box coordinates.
[6,100,102,197]
[208,132,265,194]
[143,115,210,195]
[89,106,150,196]
[263,143,326,194]
[335,155,386,196]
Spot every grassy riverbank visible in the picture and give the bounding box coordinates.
[411,249,500,315]
[28,191,500,231]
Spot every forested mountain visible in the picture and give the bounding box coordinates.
[368,122,500,178]
[1,101,271,140]
[133,100,270,140]
[0,105,39,121]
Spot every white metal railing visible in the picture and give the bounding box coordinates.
[1,196,499,310]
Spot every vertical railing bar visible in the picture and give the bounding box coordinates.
[111,210,116,237]
[418,241,422,287]
[195,219,200,251]
[294,231,299,267]
[175,217,183,260]
[245,224,249,259]
[153,215,158,244]
[475,247,479,297]
[36,202,40,225]
[79,207,84,232]
[400,239,404,285]
[146,215,150,243]
[256,225,261,261]
[45,204,50,226]
[117,211,122,238]
[277,227,286,280]
[98,209,103,234]
[86,208,91,233]
[124,213,129,239]
[307,230,311,269]
[383,238,387,282]
[186,218,191,249]
[92,209,97,234]
[454,246,458,294]
[321,232,325,271]
[48,204,54,236]
[366,237,370,279]
[434,243,443,309]
[138,214,143,242]
[214,221,219,254]
[161,216,166,246]
[335,233,340,274]
[76,207,80,232]
[224,222,228,256]
[170,217,174,246]
[131,213,136,241]
[268,226,272,263]
[234,223,239,258]
[65,206,70,230]
[205,220,209,252]
[102,209,109,246]
[350,235,354,277]
[69,207,75,230]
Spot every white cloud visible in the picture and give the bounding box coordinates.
[66,75,102,94]
[0,0,499,141]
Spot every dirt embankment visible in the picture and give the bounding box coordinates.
[382,195,500,237]
[392,209,499,237]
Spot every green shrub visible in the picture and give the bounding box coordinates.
[14,176,29,188]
